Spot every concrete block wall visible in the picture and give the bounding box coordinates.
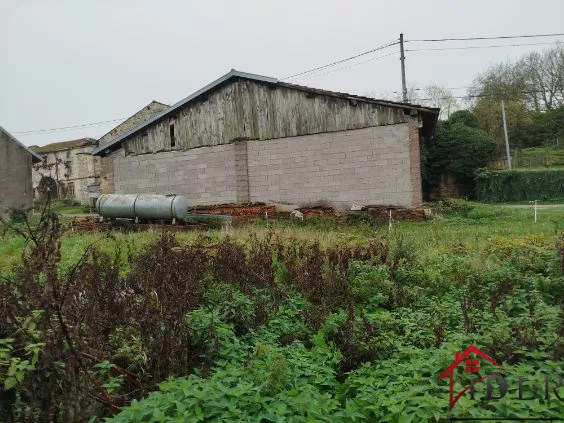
[247,124,418,208]
[113,143,239,205]
[112,123,422,210]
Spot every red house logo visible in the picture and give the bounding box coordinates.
[438,344,504,410]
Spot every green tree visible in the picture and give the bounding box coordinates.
[448,110,480,128]
[469,44,564,152]
[422,110,497,198]
[511,106,564,148]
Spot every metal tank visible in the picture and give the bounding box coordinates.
[96,194,188,221]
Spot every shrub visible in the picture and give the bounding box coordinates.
[422,111,497,198]
[476,168,564,202]
[7,208,29,223]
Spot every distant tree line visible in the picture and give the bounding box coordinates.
[470,43,564,151]
[418,43,564,199]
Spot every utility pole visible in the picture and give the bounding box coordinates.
[501,99,512,169]
[399,33,408,102]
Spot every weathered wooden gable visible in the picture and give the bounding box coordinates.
[123,78,416,156]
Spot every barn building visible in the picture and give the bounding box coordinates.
[31,138,100,206]
[97,101,169,196]
[0,126,42,218]
[92,70,439,209]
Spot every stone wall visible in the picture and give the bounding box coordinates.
[0,131,35,217]
[113,123,422,209]
[32,146,100,205]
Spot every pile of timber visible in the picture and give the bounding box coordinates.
[189,203,275,221]
[70,216,102,231]
[362,205,425,222]
[297,206,345,219]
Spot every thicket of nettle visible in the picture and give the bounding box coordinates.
[0,206,563,422]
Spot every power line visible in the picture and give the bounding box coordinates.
[281,39,399,80]
[12,117,127,135]
[15,33,564,135]
[287,51,397,83]
[414,90,557,102]
[406,40,562,52]
[406,32,564,43]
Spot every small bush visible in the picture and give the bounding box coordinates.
[7,208,29,223]
[440,198,475,217]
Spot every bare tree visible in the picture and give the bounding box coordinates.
[519,43,564,111]
[422,85,458,119]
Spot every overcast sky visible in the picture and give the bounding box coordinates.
[1,0,563,146]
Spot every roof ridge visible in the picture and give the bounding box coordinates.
[31,138,97,154]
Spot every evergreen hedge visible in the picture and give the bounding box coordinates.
[475,168,564,202]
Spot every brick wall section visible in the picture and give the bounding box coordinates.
[114,144,238,205]
[438,171,459,198]
[0,131,34,216]
[408,122,423,207]
[234,141,250,203]
[247,124,418,208]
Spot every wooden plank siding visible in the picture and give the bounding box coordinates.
[123,78,417,157]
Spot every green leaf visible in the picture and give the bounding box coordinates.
[4,376,17,390]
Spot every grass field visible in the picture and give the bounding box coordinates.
[1,200,563,421]
[1,201,562,272]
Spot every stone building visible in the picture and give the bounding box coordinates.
[97,101,168,195]
[31,138,100,205]
[0,126,42,217]
[93,70,439,209]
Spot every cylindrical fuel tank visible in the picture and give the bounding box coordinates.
[95,194,137,218]
[96,194,188,220]
[135,195,188,220]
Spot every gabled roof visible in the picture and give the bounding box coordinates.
[31,138,97,154]
[0,126,43,163]
[92,69,439,156]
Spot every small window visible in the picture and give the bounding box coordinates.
[170,124,176,148]
[65,160,72,175]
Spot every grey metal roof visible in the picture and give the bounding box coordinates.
[92,69,438,156]
[0,126,43,162]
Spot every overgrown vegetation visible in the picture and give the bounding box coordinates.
[476,167,564,202]
[0,202,563,421]
[514,146,564,168]
[511,106,564,151]
[470,44,564,151]
[422,110,497,198]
